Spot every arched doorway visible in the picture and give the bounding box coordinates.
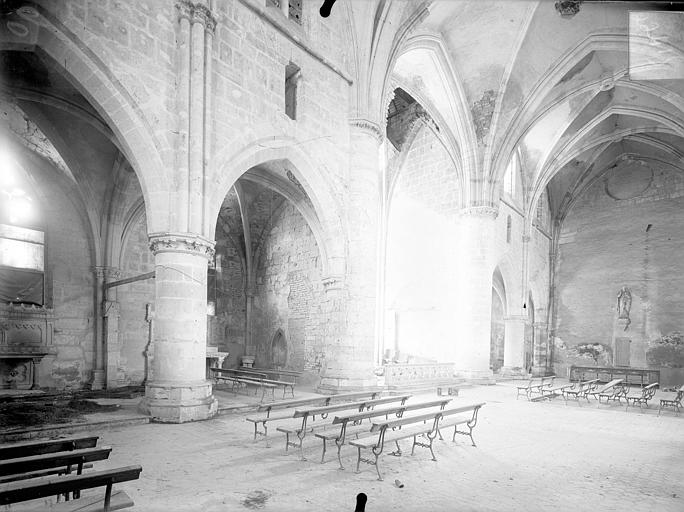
[271,330,288,369]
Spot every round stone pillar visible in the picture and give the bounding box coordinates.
[452,206,499,383]
[139,233,218,422]
[317,119,382,391]
[502,315,526,373]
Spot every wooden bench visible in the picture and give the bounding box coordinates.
[437,402,485,447]
[276,395,412,460]
[658,384,684,416]
[0,436,99,460]
[349,402,485,481]
[516,376,555,400]
[245,391,384,443]
[211,368,277,401]
[317,398,452,469]
[594,379,628,405]
[252,368,303,384]
[584,379,622,403]
[624,382,659,412]
[561,379,600,405]
[0,465,142,512]
[0,447,113,479]
[534,382,575,402]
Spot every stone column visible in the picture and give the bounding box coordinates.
[317,119,382,391]
[140,233,218,422]
[532,321,549,375]
[92,266,121,390]
[502,315,526,373]
[452,206,498,383]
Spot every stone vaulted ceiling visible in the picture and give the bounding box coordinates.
[381,0,684,215]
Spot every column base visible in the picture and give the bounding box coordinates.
[455,368,496,385]
[500,366,527,378]
[90,370,105,391]
[317,375,381,393]
[138,380,218,423]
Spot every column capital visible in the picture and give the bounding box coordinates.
[149,232,215,259]
[349,118,383,143]
[176,1,217,33]
[322,275,345,293]
[504,315,528,322]
[458,205,499,219]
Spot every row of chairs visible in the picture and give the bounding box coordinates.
[0,435,141,511]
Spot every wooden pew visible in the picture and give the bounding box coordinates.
[317,398,452,469]
[251,368,303,384]
[658,384,684,416]
[516,376,555,400]
[624,382,659,412]
[348,402,485,481]
[211,368,277,401]
[276,395,412,460]
[0,465,142,512]
[0,447,113,479]
[0,436,99,460]
[561,379,600,405]
[245,391,385,443]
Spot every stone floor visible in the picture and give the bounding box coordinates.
[3,381,683,511]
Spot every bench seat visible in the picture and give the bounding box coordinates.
[0,465,142,512]
[0,437,99,461]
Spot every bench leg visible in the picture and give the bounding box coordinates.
[284,432,290,452]
[372,448,383,481]
[390,440,402,457]
[336,439,345,470]
[104,482,113,512]
[298,430,307,461]
[320,438,327,464]
[355,447,362,474]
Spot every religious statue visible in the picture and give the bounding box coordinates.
[617,286,632,329]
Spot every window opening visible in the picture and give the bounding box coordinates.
[285,63,301,120]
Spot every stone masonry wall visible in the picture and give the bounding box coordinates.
[116,213,155,386]
[554,163,684,379]
[385,125,461,362]
[252,202,324,373]
[40,172,94,389]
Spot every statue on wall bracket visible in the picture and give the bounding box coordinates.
[617,286,632,330]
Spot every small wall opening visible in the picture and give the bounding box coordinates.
[271,329,288,369]
[285,63,301,120]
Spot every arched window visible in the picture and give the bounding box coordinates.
[503,149,522,200]
[0,153,45,305]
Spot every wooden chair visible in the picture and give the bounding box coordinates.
[658,384,684,416]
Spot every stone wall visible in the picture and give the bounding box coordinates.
[116,213,155,386]
[385,124,461,362]
[554,164,684,380]
[37,168,94,389]
[252,202,324,374]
